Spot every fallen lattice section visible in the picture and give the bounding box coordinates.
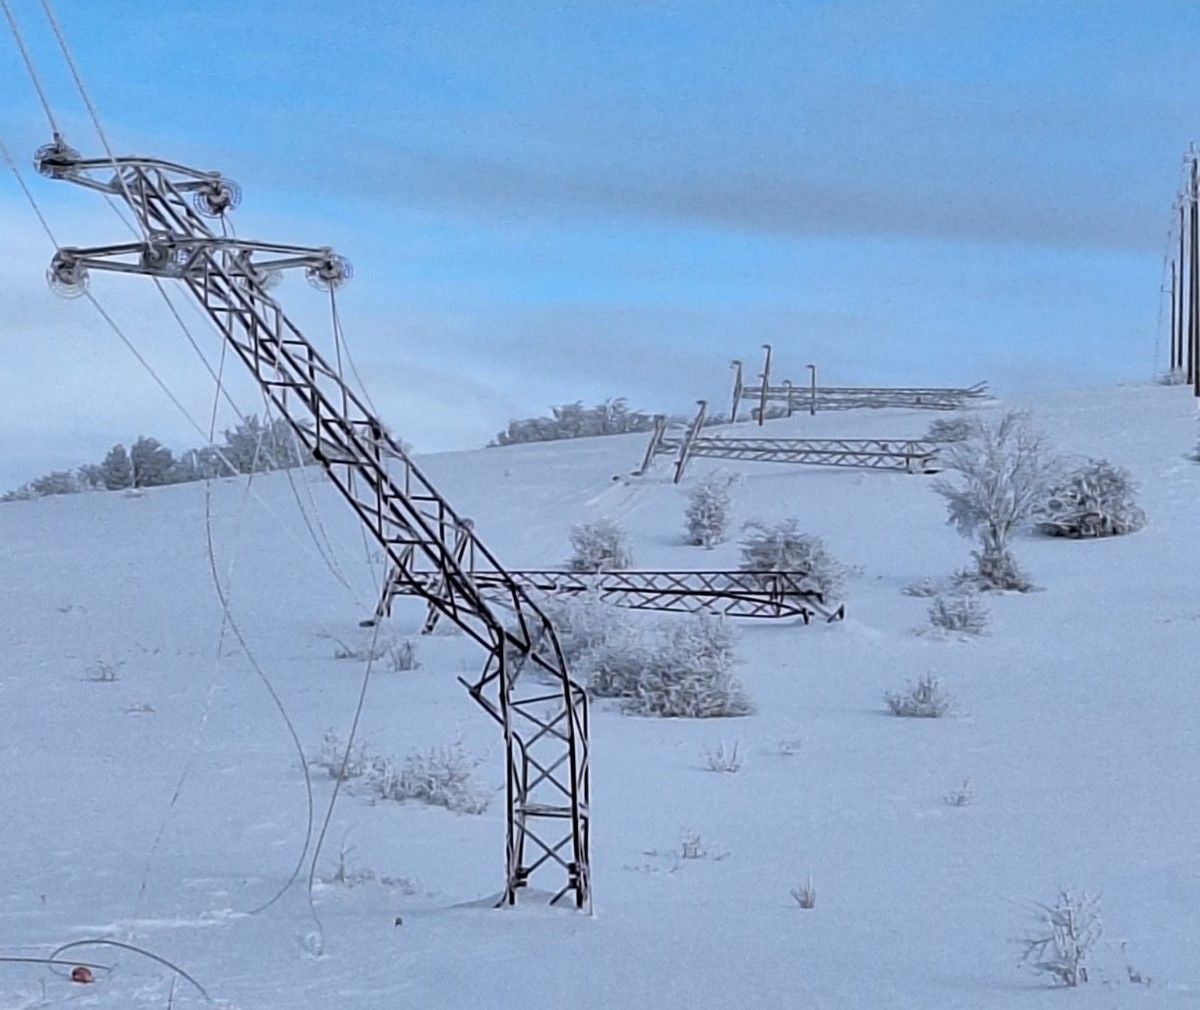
[634,400,941,483]
[368,565,846,629]
[730,345,988,422]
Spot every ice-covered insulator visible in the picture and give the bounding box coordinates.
[46,253,88,298]
[193,178,241,218]
[305,253,353,291]
[34,138,81,179]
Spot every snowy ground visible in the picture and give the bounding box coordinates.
[3,382,1200,1008]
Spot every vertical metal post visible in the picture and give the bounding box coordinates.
[783,379,794,417]
[672,399,708,484]
[757,343,772,427]
[729,360,743,423]
[1170,260,1178,374]
[806,363,817,416]
[1185,155,1195,388]
[1179,204,1186,379]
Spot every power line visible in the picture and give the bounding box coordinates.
[1,0,61,138]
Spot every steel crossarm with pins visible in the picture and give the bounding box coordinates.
[367,566,847,629]
[37,142,590,909]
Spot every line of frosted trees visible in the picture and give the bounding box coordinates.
[2,415,314,502]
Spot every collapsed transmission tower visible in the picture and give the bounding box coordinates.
[730,346,989,422]
[636,400,941,483]
[37,141,590,908]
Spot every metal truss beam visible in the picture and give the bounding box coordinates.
[367,566,846,630]
[40,142,590,909]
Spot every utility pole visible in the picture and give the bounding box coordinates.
[1179,203,1186,379]
[1170,260,1178,375]
[1185,153,1195,388]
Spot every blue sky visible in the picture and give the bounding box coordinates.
[0,0,1195,487]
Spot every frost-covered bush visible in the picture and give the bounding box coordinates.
[623,620,753,719]
[567,518,633,571]
[739,518,846,597]
[933,412,1060,591]
[927,591,989,636]
[925,415,974,443]
[1016,889,1102,987]
[311,730,374,780]
[684,471,738,548]
[387,638,419,672]
[332,635,388,661]
[703,740,742,772]
[368,741,489,814]
[84,658,121,683]
[944,778,975,807]
[790,874,817,909]
[885,673,954,718]
[902,577,941,598]
[588,615,753,718]
[1037,459,1146,539]
[540,590,625,674]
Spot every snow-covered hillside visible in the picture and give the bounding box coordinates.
[3,382,1200,1008]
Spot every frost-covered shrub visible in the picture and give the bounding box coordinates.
[885,673,954,718]
[902,577,941,598]
[927,591,989,636]
[925,415,974,443]
[540,590,625,673]
[684,471,738,548]
[944,778,975,807]
[622,620,753,719]
[567,518,633,571]
[1016,889,1102,987]
[933,412,1059,591]
[589,615,753,718]
[1037,459,1146,539]
[84,658,121,683]
[703,740,742,772]
[368,741,489,814]
[311,730,374,780]
[332,636,388,661]
[739,519,846,597]
[790,874,817,909]
[387,638,419,672]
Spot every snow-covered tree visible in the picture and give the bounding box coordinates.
[932,412,1059,591]
[130,436,175,487]
[1037,459,1146,538]
[739,518,846,596]
[684,471,737,548]
[567,518,633,571]
[100,443,133,490]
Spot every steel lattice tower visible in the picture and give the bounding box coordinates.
[37,141,590,908]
